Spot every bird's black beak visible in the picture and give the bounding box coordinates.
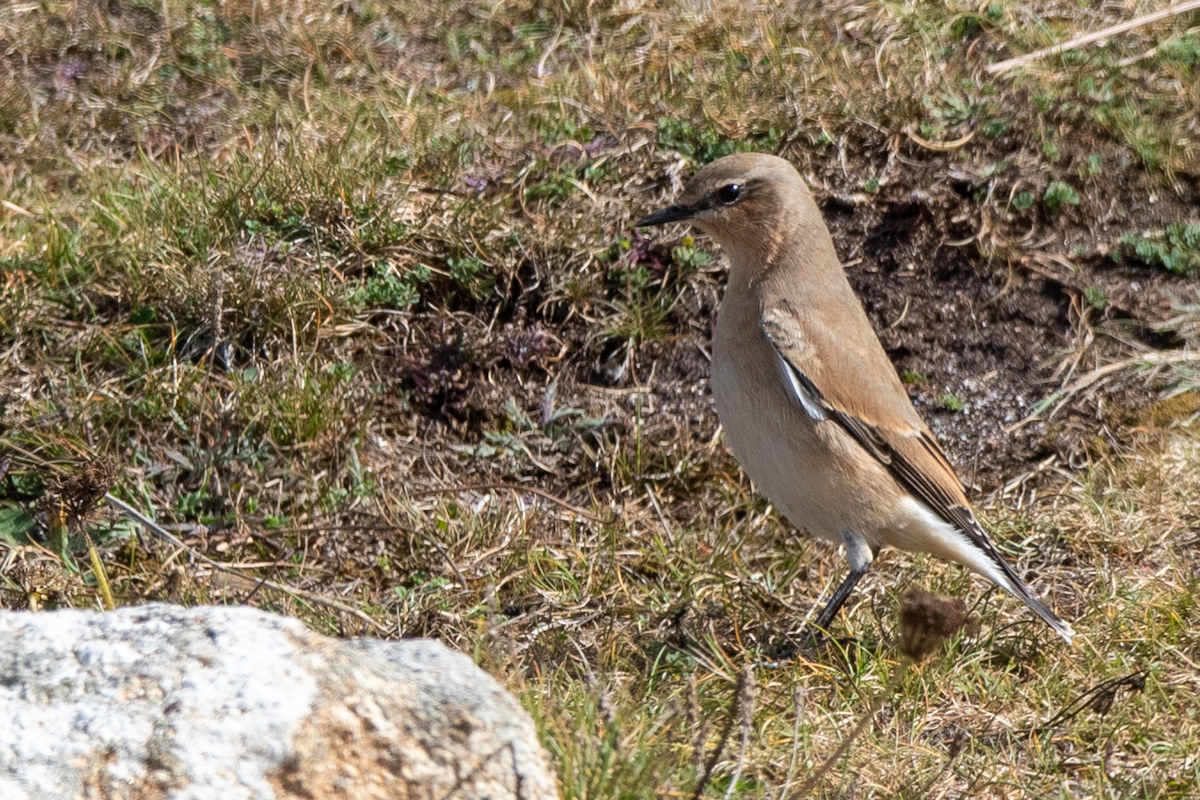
[636,204,694,227]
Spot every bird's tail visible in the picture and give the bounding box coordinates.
[994,569,1076,643]
[909,500,1076,643]
[958,525,1076,644]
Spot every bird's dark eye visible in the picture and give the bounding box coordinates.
[716,183,742,204]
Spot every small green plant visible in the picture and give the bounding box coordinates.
[1011,191,1034,211]
[920,88,1004,140]
[1043,181,1080,212]
[656,118,734,163]
[949,13,985,40]
[939,393,965,412]
[0,505,38,547]
[175,489,212,520]
[1121,222,1200,275]
[902,369,928,385]
[447,255,491,298]
[670,242,712,270]
[1158,34,1200,66]
[351,262,421,309]
[523,164,576,203]
[655,118,782,163]
[1083,285,1108,310]
[981,118,1008,138]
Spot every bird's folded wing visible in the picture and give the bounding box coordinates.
[761,299,978,537]
[761,287,1077,641]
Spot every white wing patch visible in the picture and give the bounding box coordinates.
[776,349,827,421]
[763,307,827,422]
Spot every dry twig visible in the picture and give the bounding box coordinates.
[987,1,1200,75]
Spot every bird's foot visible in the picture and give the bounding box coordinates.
[799,625,861,658]
[752,627,861,666]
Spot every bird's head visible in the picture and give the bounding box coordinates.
[636,153,816,260]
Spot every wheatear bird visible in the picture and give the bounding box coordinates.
[637,153,1074,643]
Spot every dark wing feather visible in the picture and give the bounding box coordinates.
[761,284,1072,639]
[762,305,1025,584]
[775,348,1026,572]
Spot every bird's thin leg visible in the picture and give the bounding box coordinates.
[812,566,868,632]
[811,533,878,634]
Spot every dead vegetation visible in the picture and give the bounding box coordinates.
[2,0,1199,796]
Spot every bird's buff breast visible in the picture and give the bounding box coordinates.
[711,301,897,546]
